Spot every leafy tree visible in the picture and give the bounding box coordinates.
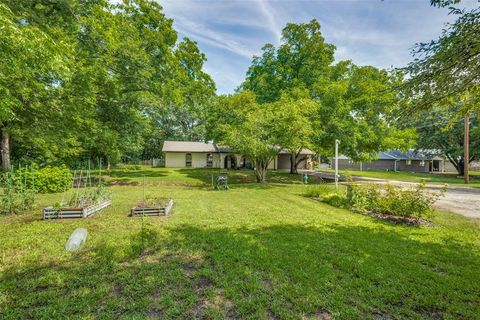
[208,92,280,183]
[402,1,479,112]
[241,20,415,172]
[273,93,317,174]
[315,64,417,162]
[0,3,72,171]
[2,0,214,169]
[405,108,479,175]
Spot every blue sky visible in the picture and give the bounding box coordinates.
[160,0,478,94]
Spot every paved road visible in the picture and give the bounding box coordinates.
[303,171,480,219]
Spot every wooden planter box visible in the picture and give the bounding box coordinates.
[130,199,174,217]
[43,199,112,220]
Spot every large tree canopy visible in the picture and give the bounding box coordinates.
[238,20,415,171]
[1,0,215,170]
[403,1,480,112]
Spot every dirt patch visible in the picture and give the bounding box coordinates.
[147,308,164,319]
[373,311,395,320]
[303,308,332,320]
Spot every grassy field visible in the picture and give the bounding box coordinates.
[319,169,480,188]
[1,168,480,319]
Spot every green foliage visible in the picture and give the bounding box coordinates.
[304,184,333,198]
[115,164,142,171]
[16,165,72,194]
[401,108,480,175]
[209,92,281,183]
[0,172,35,214]
[238,19,416,164]
[403,2,479,113]
[1,0,214,169]
[348,183,446,218]
[66,182,111,208]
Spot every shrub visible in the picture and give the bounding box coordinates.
[348,182,445,218]
[115,164,142,170]
[16,165,72,193]
[304,184,333,198]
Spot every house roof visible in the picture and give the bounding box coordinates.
[338,150,444,161]
[162,141,315,155]
[162,141,218,153]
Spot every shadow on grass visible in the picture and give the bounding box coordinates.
[2,224,479,319]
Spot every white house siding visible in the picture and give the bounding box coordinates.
[277,154,290,170]
[192,153,207,168]
[165,152,187,168]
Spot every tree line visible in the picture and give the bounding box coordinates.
[0,0,215,171]
[1,0,478,180]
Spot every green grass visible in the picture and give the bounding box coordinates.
[319,169,480,188]
[1,168,480,319]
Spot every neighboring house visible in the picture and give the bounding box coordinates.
[162,141,315,170]
[331,150,448,173]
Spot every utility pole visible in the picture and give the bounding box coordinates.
[335,139,340,189]
[464,113,470,184]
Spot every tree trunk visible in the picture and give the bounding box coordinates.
[254,160,269,183]
[290,152,297,174]
[1,130,11,172]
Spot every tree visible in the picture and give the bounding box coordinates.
[208,92,280,183]
[2,0,215,169]
[240,20,415,172]
[273,93,317,174]
[0,3,71,171]
[404,108,479,175]
[402,0,479,183]
[314,64,417,162]
[402,1,479,111]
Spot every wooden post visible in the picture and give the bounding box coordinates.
[464,113,470,184]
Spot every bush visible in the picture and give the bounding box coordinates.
[115,164,142,170]
[348,183,445,218]
[305,184,349,209]
[15,165,72,194]
[304,184,333,198]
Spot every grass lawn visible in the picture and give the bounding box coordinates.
[319,169,480,188]
[1,168,480,319]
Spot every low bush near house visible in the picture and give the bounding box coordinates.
[15,165,72,193]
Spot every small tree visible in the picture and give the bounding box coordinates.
[273,94,317,174]
[210,92,280,183]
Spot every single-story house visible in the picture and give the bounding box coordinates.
[331,150,448,173]
[162,141,315,170]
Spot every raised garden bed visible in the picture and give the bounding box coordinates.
[131,198,174,217]
[43,199,112,219]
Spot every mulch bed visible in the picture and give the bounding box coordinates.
[351,209,434,226]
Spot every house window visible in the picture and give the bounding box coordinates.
[406,160,412,165]
[419,160,425,167]
[186,153,192,167]
[206,153,213,168]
